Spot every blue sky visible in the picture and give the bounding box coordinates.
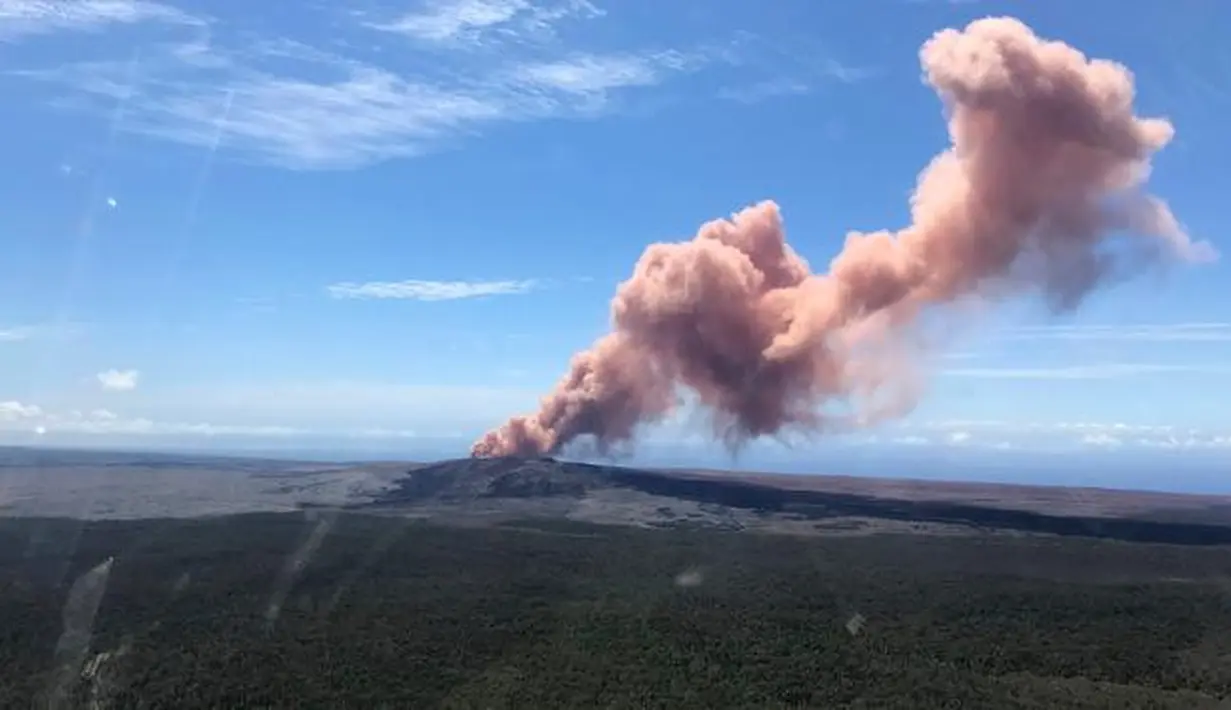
[1,0,1230,480]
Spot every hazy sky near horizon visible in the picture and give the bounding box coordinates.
[1,0,1229,464]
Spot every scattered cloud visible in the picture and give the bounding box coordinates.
[995,323,1231,343]
[0,400,43,420]
[1082,433,1123,448]
[367,0,529,43]
[58,381,521,447]
[9,1,754,169]
[97,368,140,391]
[5,389,1231,452]
[0,403,300,437]
[713,35,876,104]
[0,0,198,41]
[327,278,539,301]
[7,0,874,168]
[0,322,84,342]
[1135,435,1231,451]
[349,427,420,440]
[919,419,1178,436]
[816,58,876,83]
[162,380,541,429]
[942,362,1229,380]
[0,383,521,440]
[18,40,710,169]
[717,78,810,104]
[0,326,38,342]
[907,418,1231,452]
[365,0,602,47]
[510,51,692,95]
[18,49,518,169]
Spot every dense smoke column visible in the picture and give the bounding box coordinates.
[471,17,1215,459]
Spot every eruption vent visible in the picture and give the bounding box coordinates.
[471,17,1216,459]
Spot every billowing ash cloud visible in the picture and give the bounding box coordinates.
[471,17,1217,458]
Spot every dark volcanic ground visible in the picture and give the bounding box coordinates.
[353,456,1231,545]
[5,447,1231,545]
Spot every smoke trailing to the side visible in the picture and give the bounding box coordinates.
[471,17,1217,459]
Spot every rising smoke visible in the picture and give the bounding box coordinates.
[471,17,1217,459]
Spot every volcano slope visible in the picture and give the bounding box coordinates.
[350,456,1231,545]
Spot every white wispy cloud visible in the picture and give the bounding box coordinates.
[0,387,518,440]
[10,1,749,169]
[942,362,1229,380]
[366,0,602,46]
[97,368,140,391]
[327,278,538,300]
[1134,434,1231,451]
[1082,433,1123,448]
[156,380,542,437]
[0,322,84,342]
[20,51,514,169]
[0,403,301,437]
[713,36,876,105]
[63,417,299,437]
[919,419,1180,436]
[0,400,43,420]
[717,78,810,104]
[511,51,681,94]
[815,58,876,83]
[908,418,1231,451]
[369,0,529,43]
[0,401,398,439]
[0,0,197,40]
[996,323,1231,343]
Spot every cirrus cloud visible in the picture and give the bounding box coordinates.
[97,368,140,391]
[364,0,603,47]
[995,322,1231,343]
[327,278,539,301]
[0,0,199,40]
[8,0,867,169]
